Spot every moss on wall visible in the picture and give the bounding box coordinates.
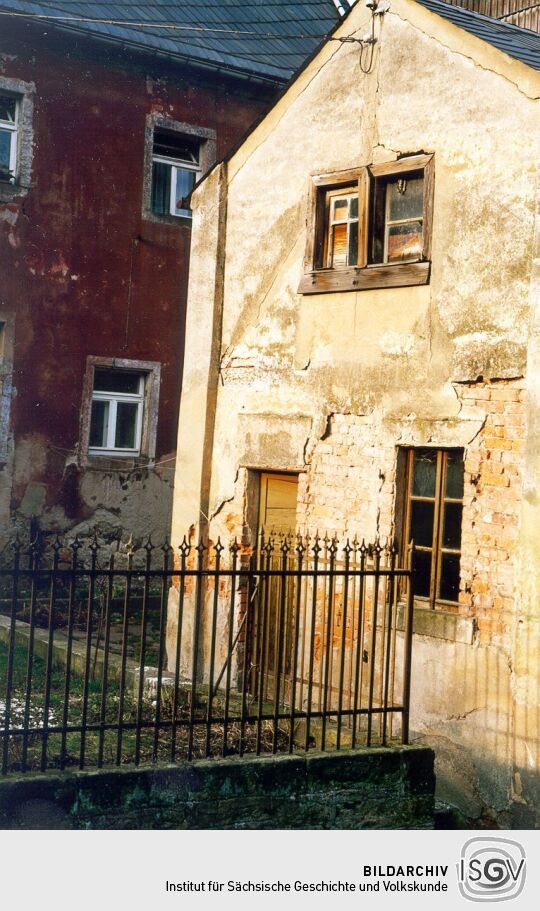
[0,746,434,829]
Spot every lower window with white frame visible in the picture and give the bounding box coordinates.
[89,369,145,456]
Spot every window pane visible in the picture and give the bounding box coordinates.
[443,502,463,549]
[349,195,358,219]
[332,197,348,221]
[153,130,199,163]
[89,400,109,447]
[439,553,460,602]
[174,166,197,217]
[445,451,464,498]
[412,450,437,498]
[413,550,432,599]
[410,500,435,547]
[387,175,423,221]
[331,222,348,267]
[115,402,138,449]
[93,370,140,394]
[0,130,11,171]
[348,220,358,267]
[151,160,171,215]
[387,221,423,262]
[0,95,16,123]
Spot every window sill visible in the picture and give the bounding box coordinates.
[141,209,192,228]
[0,180,28,201]
[396,602,476,645]
[84,454,154,471]
[297,260,430,295]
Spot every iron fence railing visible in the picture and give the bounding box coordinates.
[0,533,415,775]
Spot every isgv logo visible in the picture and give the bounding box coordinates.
[458,837,526,903]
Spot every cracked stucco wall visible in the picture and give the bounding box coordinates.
[170,0,540,824]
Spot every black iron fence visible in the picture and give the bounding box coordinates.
[0,533,415,775]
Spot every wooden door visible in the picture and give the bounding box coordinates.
[258,472,298,535]
[256,473,298,704]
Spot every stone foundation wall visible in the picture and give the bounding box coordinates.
[0,746,435,829]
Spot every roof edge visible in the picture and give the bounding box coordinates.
[0,9,292,85]
[190,0,357,193]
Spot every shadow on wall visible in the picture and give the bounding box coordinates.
[409,631,539,829]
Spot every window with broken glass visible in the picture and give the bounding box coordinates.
[151,129,201,219]
[89,370,145,456]
[0,94,18,182]
[402,448,464,608]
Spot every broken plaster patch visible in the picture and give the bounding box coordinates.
[0,207,18,227]
[379,330,416,358]
[19,482,47,518]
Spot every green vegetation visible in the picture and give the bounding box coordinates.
[0,642,290,774]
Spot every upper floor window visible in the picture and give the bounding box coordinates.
[325,188,359,268]
[371,171,424,265]
[151,129,201,219]
[0,77,35,200]
[142,115,216,226]
[89,369,145,456]
[401,448,464,608]
[299,154,434,294]
[0,94,18,183]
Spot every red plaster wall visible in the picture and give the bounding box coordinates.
[0,20,277,526]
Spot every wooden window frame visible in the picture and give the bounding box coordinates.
[324,186,360,268]
[299,154,434,295]
[400,447,464,611]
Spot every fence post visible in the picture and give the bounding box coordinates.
[401,540,415,745]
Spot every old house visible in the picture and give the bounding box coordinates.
[0,0,345,545]
[169,0,540,825]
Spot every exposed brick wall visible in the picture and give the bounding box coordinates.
[457,379,525,645]
[289,380,525,647]
[296,414,396,542]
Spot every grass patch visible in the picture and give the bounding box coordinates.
[0,642,291,774]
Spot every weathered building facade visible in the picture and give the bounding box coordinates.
[170,0,540,825]
[0,2,344,545]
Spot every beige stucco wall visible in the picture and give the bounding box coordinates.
[171,0,540,824]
